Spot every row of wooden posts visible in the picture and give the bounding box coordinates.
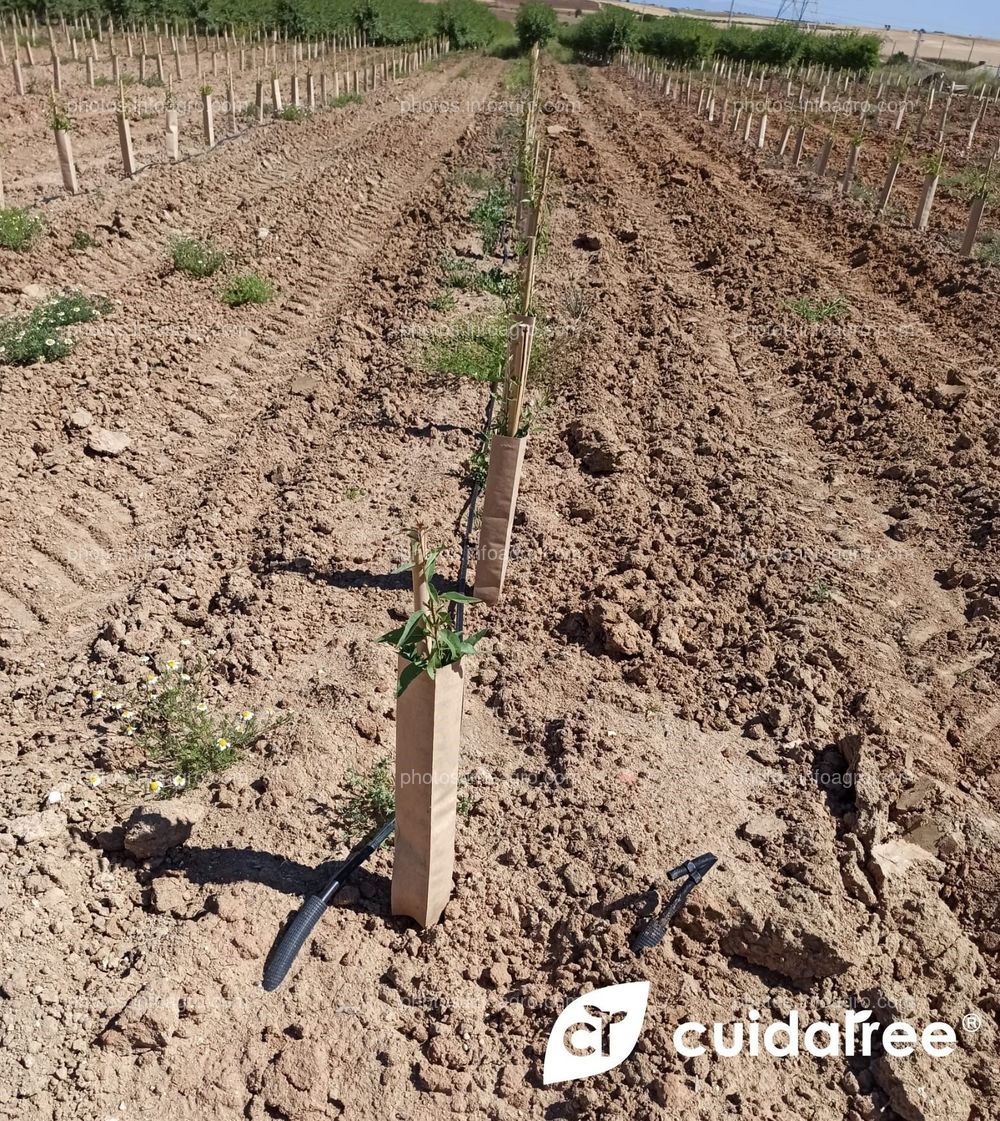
[6,29,448,94]
[624,51,997,259]
[393,45,553,928]
[1,13,377,65]
[18,41,447,202]
[623,51,1000,164]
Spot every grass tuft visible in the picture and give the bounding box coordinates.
[0,207,44,252]
[329,92,362,108]
[421,317,508,386]
[785,294,848,323]
[221,273,274,307]
[171,236,225,278]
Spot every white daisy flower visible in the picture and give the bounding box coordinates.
[84,773,102,788]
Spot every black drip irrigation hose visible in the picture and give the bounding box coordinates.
[262,818,395,992]
[631,852,717,955]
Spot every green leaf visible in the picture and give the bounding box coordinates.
[439,591,478,604]
[396,661,424,698]
[391,559,415,574]
[464,629,489,645]
[377,626,405,646]
[396,609,427,651]
[425,546,443,585]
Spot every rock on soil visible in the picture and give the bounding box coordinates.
[123,802,205,860]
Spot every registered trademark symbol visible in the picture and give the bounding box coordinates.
[962,1013,982,1033]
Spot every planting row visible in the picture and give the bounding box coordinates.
[622,52,1000,264]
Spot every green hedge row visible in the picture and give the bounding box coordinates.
[559,11,881,73]
[1,0,504,48]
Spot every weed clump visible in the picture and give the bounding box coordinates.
[171,236,225,278]
[222,273,274,306]
[329,92,362,108]
[0,291,110,366]
[785,294,848,323]
[0,207,44,252]
[100,650,287,793]
[278,104,309,122]
[336,756,395,842]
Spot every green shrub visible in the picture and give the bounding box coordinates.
[436,0,504,49]
[171,236,225,277]
[559,8,637,59]
[0,207,44,252]
[515,1,557,51]
[278,103,309,121]
[638,16,716,64]
[221,273,274,306]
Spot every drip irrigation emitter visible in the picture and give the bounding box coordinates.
[631,852,717,955]
[262,818,395,992]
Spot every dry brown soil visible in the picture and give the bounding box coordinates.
[0,53,997,1121]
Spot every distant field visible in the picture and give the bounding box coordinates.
[593,2,1000,66]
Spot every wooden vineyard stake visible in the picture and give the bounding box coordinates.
[255,75,265,123]
[0,157,5,209]
[270,70,282,114]
[307,71,315,110]
[291,71,300,108]
[530,149,551,239]
[117,81,137,178]
[86,56,95,87]
[391,530,465,929]
[13,54,25,96]
[320,72,328,105]
[757,113,767,150]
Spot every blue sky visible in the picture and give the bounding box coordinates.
[656,2,1000,40]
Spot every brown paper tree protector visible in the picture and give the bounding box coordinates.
[202,89,215,147]
[914,172,939,231]
[55,129,78,195]
[117,84,137,178]
[473,315,534,605]
[270,72,282,113]
[391,531,464,927]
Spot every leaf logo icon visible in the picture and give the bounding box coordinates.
[543,981,650,1085]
